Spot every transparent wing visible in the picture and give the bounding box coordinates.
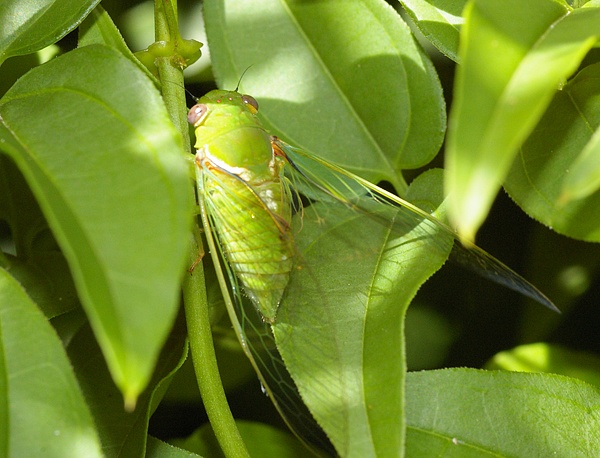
[272,138,558,453]
[275,139,557,312]
[197,139,558,455]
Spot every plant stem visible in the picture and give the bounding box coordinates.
[182,241,250,458]
[153,1,249,456]
[154,0,189,143]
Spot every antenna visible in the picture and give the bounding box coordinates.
[235,65,254,92]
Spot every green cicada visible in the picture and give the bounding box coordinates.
[188,89,557,454]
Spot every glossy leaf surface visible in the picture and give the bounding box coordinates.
[0,45,191,402]
[406,369,600,456]
[506,62,600,241]
[203,0,445,191]
[399,0,467,62]
[446,0,600,240]
[0,268,102,457]
[0,0,100,64]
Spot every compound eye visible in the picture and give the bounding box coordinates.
[188,104,208,126]
[241,94,259,113]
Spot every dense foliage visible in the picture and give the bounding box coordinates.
[1,0,600,456]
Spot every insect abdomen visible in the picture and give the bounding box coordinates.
[204,169,294,322]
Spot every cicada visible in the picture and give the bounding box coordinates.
[188,89,557,454]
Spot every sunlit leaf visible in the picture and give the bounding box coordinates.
[204,0,445,191]
[0,45,191,402]
[406,369,600,456]
[399,0,467,62]
[0,268,102,456]
[0,0,100,64]
[446,0,600,240]
[487,343,600,387]
[506,62,600,241]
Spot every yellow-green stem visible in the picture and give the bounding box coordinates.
[153,1,249,456]
[182,236,250,458]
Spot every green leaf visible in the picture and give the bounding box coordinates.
[0,267,103,457]
[147,436,202,458]
[0,45,192,403]
[78,4,158,85]
[446,0,600,241]
[560,125,600,202]
[0,0,100,65]
[273,170,451,456]
[0,53,41,98]
[203,0,445,192]
[487,343,600,388]
[171,421,307,458]
[406,369,600,456]
[0,157,79,318]
[4,252,79,318]
[506,62,600,241]
[0,153,49,255]
[79,4,133,53]
[399,0,467,62]
[66,318,188,457]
